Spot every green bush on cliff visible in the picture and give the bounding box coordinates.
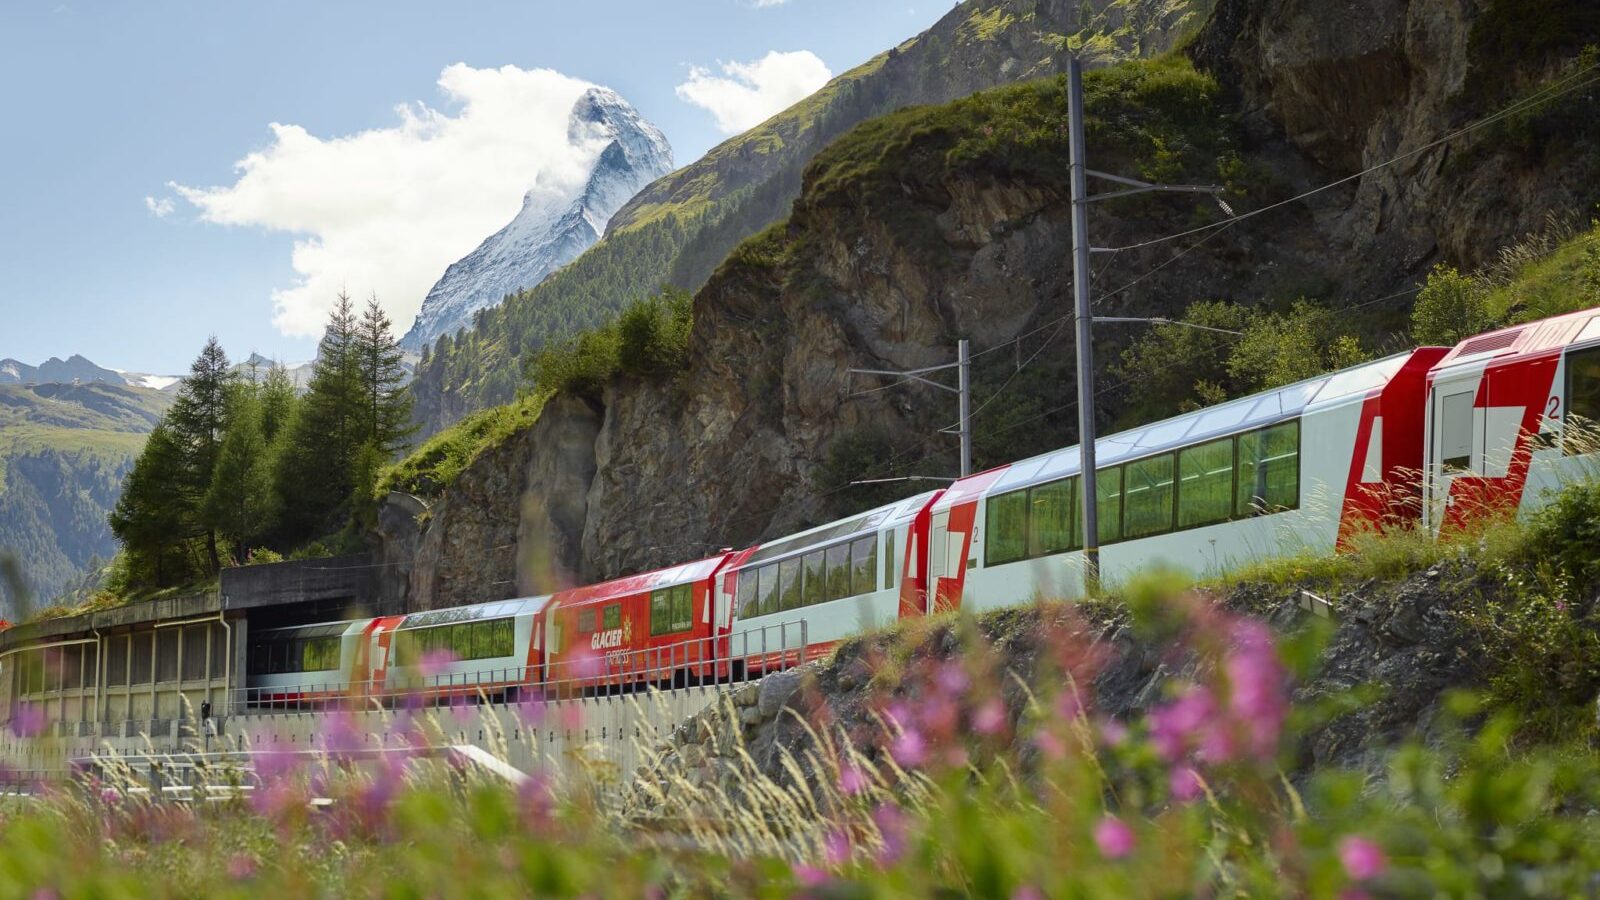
[526,287,694,400]
[377,392,548,502]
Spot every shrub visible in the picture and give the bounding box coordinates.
[1411,264,1498,346]
[1523,477,1600,588]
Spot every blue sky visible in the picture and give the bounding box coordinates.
[0,1,952,374]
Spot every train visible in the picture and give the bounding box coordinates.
[244,305,1600,705]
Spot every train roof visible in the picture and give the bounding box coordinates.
[935,349,1425,510]
[253,619,368,639]
[551,554,732,609]
[397,595,553,630]
[737,490,939,569]
[1431,306,1600,375]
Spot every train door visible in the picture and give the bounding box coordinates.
[1428,376,1484,533]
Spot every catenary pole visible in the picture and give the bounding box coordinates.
[1067,57,1101,593]
[957,339,972,478]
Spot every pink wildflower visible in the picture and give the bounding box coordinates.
[227,854,258,881]
[1056,691,1082,723]
[935,662,969,696]
[872,803,909,865]
[1148,688,1215,763]
[823,829,851,866]
[1093,816,1136,860]
[1097,717,1128,746]
[1012,887,1045,900]
[1338,835,1386,881]
[418,648,457,679]
[973,698,1008,735]
[838,763,868,795]
[1169,766,1203,803]
[891,729,927,768]
[794,864,830,887]
[1032,729,1066,761]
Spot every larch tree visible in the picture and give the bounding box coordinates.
[202,390,274,559]
[166,336,234,571]
[275,292,365,540]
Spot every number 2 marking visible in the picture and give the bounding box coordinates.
[1547,395,1562,419]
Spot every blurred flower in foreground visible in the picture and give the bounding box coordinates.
[1338,835,1386,881]
[1093,816,1136,859]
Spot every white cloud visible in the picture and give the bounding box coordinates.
[144,195,174,218]
[173,64,606,338]
[675,50,832,135]
[749,0,790,6]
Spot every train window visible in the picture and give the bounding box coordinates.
[486,618,515,658]
[1237,421,1300,516]
[852,536,877,595]
[470,621,492,659]
[674,584,695,631]
[1095,467,1123,544]
[985,490,1028,566]
[737,571,759,618]
[395,633,416,667]
[1179,437,1235,528]
[651,585,695,635]
[883,533,896,591]
[578,608,596,633]
[778,558,802,612]
[453,624,475,660]
[1123,453,1176,539]
[802,550,825,606]
[825,543,852,601]
[756,565,779,617]
[1566,346,1600,455]
[603,605,621,631]
[1028,479,1075,558]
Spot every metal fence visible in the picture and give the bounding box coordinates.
[230,620,810,714]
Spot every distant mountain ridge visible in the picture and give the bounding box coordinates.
[0,354,126,386]
[408,0,1209,435]
[399,87,673,352]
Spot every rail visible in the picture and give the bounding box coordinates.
[228,620,810,715]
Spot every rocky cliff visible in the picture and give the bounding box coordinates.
[383,0,1599,610]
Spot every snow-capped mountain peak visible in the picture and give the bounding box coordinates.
[399,87,673,352]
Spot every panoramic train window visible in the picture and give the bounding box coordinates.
[738,570,759,618]
[1237,421,1300,515]
[1095,467,1123,544]
[1123,453,1176,539]
[649,584,694,636]
[778,558,802,612]
[825,543,852,602]
[603,604,621,631]
[883,534,896,590]
[1566,346,1600,454]
[757,565,779,616]
[801,550,825,606]
[852,536,877,596]
[985,490,1029,566]
[1028,479,1074,558]
[1179,437,1235,528]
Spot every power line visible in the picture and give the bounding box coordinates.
[1100,62,1600,255]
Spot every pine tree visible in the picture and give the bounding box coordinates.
[109,424,191,586]
[275,292,365,541]
[357,294,416,455]
[203,392,274,559]
[166,336,234,571]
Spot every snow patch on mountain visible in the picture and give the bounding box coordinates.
[399,87,673,352]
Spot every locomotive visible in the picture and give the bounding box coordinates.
[244,306,1600,705]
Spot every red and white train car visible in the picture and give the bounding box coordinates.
[721,490,941,668]
[383,595,553,698]
[1425,308,1600,533]
[540,552,754,689]
[925,347,1446,612]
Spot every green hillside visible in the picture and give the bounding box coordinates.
[0,382,171,616]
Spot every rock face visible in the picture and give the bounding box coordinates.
[399,88,674,353]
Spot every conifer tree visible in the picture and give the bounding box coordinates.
[356,294,416,456]
[257,362,299,444]
[109,424,190,586]
[275,292,365,540]
[203,392,273,559]
[166,336,234,570]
